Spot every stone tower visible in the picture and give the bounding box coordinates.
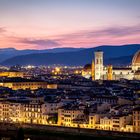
[107,65,113,80]
[94,51,103,80]
[91,59,95,81]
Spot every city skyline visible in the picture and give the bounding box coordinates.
[1,1,140,139]
[0,0,140,50]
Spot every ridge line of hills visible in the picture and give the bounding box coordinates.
[0,44,140,66]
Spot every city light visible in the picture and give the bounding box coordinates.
[0,0,140,138]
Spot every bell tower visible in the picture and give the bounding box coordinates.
[91,59,95,81]
[107,65,113,80]
[94,51,103,80]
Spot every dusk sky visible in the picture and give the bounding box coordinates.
[0,0,140,50]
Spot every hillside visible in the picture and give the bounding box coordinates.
[1,44,140,66]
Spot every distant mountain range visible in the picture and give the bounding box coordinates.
[0,47,84,62]
[0,44,140,66]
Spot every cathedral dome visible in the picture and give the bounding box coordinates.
[132,50,140,71]
[132,50,140,64]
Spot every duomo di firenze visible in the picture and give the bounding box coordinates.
[82,50,140,80]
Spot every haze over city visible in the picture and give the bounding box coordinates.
[0,0,140,49]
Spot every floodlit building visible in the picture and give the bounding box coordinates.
[89,114,133,132]
[22,102,47,124]
[82,50,140,80]
[0,71,24,78]
[0,101,22,122]
[99,116,112,130]
[58,108,84,127]
[0,98,48,125]
[0,81,57,90]
[99,115,133,132]
[133,107,140,133]
[89,114,100,129]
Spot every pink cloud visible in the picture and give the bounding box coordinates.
[18,38,61,49]
[53,24,140,47]
[0,27,6,33]
[0,24,140,49]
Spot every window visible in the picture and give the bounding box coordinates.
[96,59,98,64]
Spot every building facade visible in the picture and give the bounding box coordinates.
[0,71,24,78]
[133,107,140,133]
[0,82,57,90]
[58,108,84,127]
